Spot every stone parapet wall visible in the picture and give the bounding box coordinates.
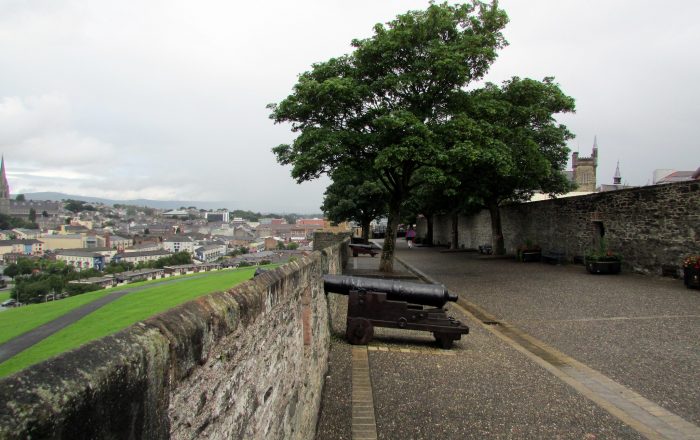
[0,241,348,439]
[425,181,699,274]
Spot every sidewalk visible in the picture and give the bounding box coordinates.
[315,241,700,439]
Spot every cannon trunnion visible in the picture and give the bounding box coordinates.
[323,275,469,349]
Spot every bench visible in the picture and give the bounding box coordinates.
[349,243,380,257]
[478,244,492,255]
[542,251,566,265]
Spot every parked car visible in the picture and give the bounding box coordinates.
[1,298,17,307]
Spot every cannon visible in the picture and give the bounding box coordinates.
[323,274,469,349]
[348,243,380,257]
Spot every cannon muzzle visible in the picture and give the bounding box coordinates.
[323,274,456,308]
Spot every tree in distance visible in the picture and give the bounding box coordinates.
[321,165,387,242]
[270,1,508,271]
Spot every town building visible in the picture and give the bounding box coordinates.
[124,242,163,253]
[194,244,227,262]
[0,239,44,261]
[113,250,172,265]
[68,276,116,289]
[653,169,700,184]
[568,138,598,192]
[114,269,165,283]
[0,157,64,219]
[205,210,229,223]
[12,229,41,239]
[599,161,635,192]
[105,234,131,251]
[39,234,85,251]
[163,236,196,254]
[55,249,106,270]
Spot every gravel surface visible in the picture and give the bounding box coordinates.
[315,337,352,440]
[370,321,642,440]
[315,248,655,439]
[397,244,700,429]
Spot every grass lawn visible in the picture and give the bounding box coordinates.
[0,266,266,377]
[0,274,192,346]
[0,291,9,302]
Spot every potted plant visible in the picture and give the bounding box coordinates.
[584,240,621,274]
[516,239,541,262]
[683,255,700,289]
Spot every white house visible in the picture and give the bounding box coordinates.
[163,236,196,254]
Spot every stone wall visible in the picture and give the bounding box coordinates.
[424,181,699,274]
[0,240,348,440]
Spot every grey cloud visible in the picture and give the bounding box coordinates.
[0,0,698,212]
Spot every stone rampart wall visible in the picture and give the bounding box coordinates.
[425,181,699,274]
[0,239,348,439]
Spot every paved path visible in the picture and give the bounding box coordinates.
[0,275,205,364]
[316,242,700,439]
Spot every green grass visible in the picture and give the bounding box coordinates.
[0,291,10,302]
[0,266,266,377]
[0,274,193,345]
[0,289,115,345]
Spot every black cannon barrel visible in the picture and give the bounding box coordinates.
[323,274,457,307]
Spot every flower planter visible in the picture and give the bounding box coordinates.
[684,267,700,289]
[517,250,541,262]
[585,259,621,274]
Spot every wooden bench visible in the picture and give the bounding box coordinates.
[478,244,492,255]
[542,251,566,265]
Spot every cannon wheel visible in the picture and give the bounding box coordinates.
[433,332,454,349]
[346,318,374,345]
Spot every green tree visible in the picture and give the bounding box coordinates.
[28,208,37,222]
[64,199,95,213]
[445,77,575,254]
[286,242,299,250]
[403,167,459,246]
[0,213,38,230]
[270,2,508,272]
[3,263,20,279]
[321,166,387,242]
[15,194,25,201]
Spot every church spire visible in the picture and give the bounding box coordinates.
[613,161,622,185]
[0,156,10,200]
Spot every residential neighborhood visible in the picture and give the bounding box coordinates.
[0,208,336,266]
[0,158,349,306]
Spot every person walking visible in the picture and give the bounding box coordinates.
[406,226,416,248]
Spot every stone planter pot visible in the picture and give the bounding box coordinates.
[585,259,621,274]
[517,250,541,262]
[684,267,700,289]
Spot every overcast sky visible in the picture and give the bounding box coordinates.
[1,1,698,213]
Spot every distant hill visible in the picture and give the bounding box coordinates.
[22,192,237,211]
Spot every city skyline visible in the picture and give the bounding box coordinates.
[1,0,698,212]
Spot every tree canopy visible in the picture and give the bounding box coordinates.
[443,77,575,253]
[271,1,508,271]
[64,199,96,213]
[321,166,387,241]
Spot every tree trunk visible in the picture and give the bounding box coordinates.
[361,219,371,243]
[425,215,434,246]
[450,211,459,250]
[379,199,401,272]
[487,200,505,255]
